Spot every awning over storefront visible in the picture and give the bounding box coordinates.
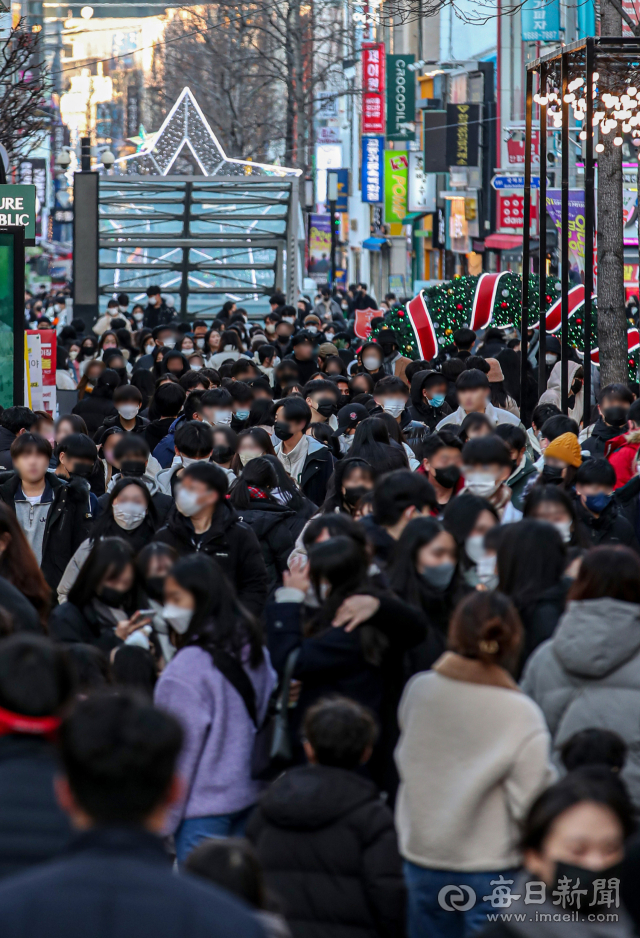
[484,233,523,250]
[363,237,388,251]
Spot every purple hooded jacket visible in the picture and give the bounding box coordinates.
[155,644,276,833]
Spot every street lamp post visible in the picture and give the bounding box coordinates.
[328,170,338,291]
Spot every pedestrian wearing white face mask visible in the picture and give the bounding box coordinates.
[460,436,523,523]
[154,462,269,618]
[200,387,234,429]
[443,492,500,590]
[93,385,149,443]
[355,342,386,384]
[156,421,214,497]
[154,553,276,863]
[56,479,157,604]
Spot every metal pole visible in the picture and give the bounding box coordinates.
[584,38,594,427]
[179,181,192,319]
[561,50,570,413]
[329,199,337,291]
[521,67,533,411]
[538,62,548,399]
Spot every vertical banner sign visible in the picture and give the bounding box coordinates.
[546,189,586,281]
[362,42,385,135]
[26,329,56,415]
[361,136,384,203]
[383,151,409,224]
[521,0,562,40]
[408,152,436,212]
[127,84,140,137]
[335,169,349,213]
[446,104,480,167]
[24,331,42,410]
[308,214,332,283]
[362,94,385,134]
[386,54,415,140]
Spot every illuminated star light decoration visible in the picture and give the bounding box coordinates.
[117,87,301,178]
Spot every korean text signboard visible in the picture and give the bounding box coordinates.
[387,54,415,140]
[521,0,561,41]
[0,186,37,244]
[361,136,384,203]
[362,43,385,92]
[446,104,480,167]
[362,43,385,134]
[546,189,586,280]
[383,151,408,225]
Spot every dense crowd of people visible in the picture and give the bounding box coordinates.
[3,283,640,937]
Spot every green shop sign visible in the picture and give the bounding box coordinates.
[386,54,415,140]
[383,150,409,225]
[0,185,37,244]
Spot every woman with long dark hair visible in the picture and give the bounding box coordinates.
[230,428,276,475]
[267,533,426,793]
[0,503,51,630]
[154,553,276,862]
[444,493,499,588]
[57,477,157,603]
[496,519,568,670]
[72,368,119,435]
[389,516,458,675]
[262,454,317,539]
[349,418,408,475]
[227,457,296,589]
[319,457,375,516]
[49,537,149,650]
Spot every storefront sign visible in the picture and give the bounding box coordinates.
[0,186,37,243]
[386,54,415,140]
[362,43,385,93]
[521,0,561,41]
[363,93,385,134]
[308,214,331,283]
[361,136,384,203]
[408,152,436,212]
[446,104,480,167]
[26,328,56,414]
[383,150,408,224]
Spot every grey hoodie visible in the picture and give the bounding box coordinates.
[522,597,640,805]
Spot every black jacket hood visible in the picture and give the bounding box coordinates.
[259,765,379,831]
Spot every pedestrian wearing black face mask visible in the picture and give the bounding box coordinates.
[49,537,150,651]
[273,397,334,507]
[389,517,459,677]
[580,384,634,457]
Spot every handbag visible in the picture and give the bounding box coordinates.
[212,647,300,782]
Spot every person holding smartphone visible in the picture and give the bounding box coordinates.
[49,538,152,652]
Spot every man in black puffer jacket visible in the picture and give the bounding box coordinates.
[246,697,406,938]
[153,462,268,617]
[0,635,72,879]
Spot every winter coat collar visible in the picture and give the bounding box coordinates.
[258,764,379,830]
[64,826,170,865]
[590,417,628,441]
[433,651,520,691]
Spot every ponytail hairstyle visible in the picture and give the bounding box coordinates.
[447,590,522,668]
[227,457,278,510]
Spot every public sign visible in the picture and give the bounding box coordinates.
[361,136,384,204]
[521,0,561,41]
[498,193,525,229]
[446,104,480,167]
[386,54,415,140]
[492,174,541,189]
[0,185,36,243]
[383,150,408,225]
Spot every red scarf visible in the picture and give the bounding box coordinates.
[0,705,61,739]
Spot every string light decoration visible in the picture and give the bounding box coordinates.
[371,305,418,359]
[117,87,302,177]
